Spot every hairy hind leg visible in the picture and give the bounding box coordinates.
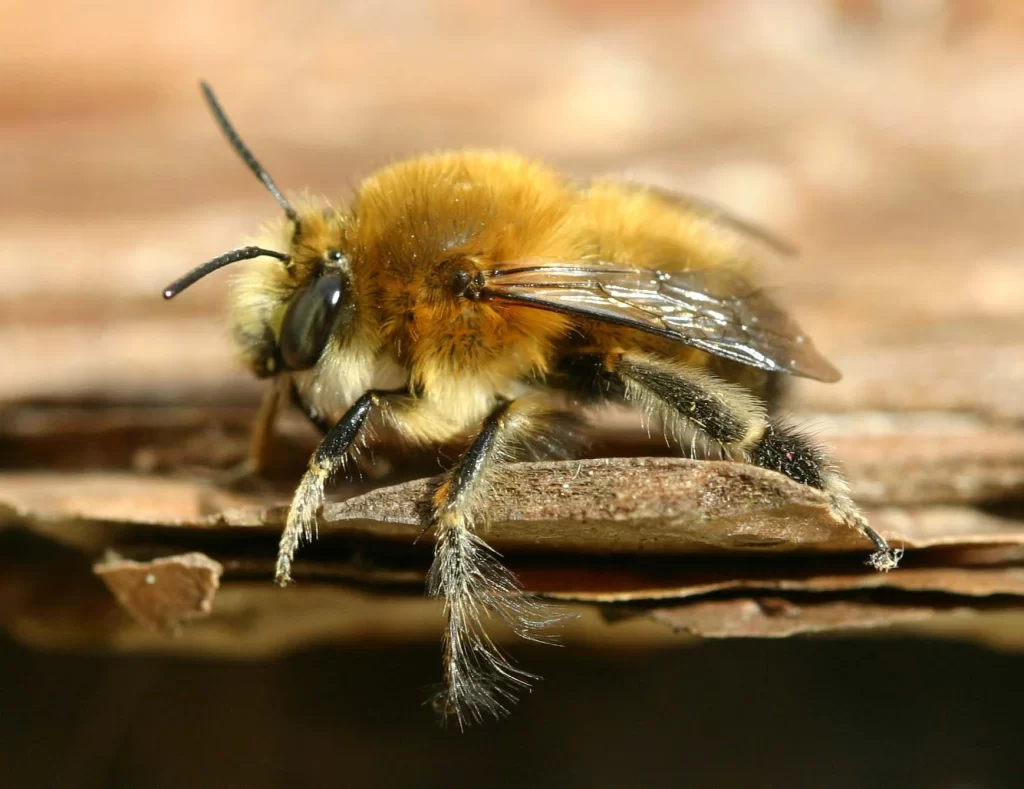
[427,398,576,728]
[564,351,899,571]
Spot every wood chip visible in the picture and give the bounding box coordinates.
[94,552,223,634]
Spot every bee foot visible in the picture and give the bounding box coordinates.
[868,546,903,573]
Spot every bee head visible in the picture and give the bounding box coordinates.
[163,82,356,379]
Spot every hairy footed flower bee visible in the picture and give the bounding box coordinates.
[164,83,900,727]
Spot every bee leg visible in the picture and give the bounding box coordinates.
[221,380,332,491]
[246,379,286,473]
[275,390,402,586]
[213,377,288,488]
[426,399,571,728]
[747,420,901,570]
[602,352,900,571]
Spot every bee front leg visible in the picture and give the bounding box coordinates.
[246,378,287,473]
[425,398,573,728]
[274,389,407,586]
[212,377,288,489]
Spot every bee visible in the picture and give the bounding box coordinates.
[164,83,900,726]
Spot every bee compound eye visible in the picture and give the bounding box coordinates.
[279,274,345,370]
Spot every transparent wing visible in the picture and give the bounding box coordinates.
[581,179,798,258]
[483,261,840,382]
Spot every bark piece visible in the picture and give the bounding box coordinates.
[534,552,1024,602]
[3,460,1024,558]
[94,552,223,634]
[647,597,980,638]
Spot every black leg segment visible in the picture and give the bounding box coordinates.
[748,418,828,490]
[275,388,404,585]
[558,350,900,572]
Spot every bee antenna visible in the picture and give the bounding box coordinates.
[199,81,300,226]
[163,246,290,300]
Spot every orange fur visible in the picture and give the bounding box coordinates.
[230,150,785,427]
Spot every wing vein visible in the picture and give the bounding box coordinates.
[481,261,840,382]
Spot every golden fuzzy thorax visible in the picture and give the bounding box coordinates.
[229,150,769,441]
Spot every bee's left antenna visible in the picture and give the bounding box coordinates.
[200,81,299,225]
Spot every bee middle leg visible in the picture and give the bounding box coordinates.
[424,397,575,727]
[561,351,899,571]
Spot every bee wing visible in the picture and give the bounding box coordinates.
[482,262,840,382]
[582,179,798,258]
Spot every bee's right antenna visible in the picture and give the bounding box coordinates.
[200,81,300,227]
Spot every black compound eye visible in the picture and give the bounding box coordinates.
[279,274,345,370]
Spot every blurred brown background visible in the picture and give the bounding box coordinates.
[3,1,1024,787]
[4,0,1024,411]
